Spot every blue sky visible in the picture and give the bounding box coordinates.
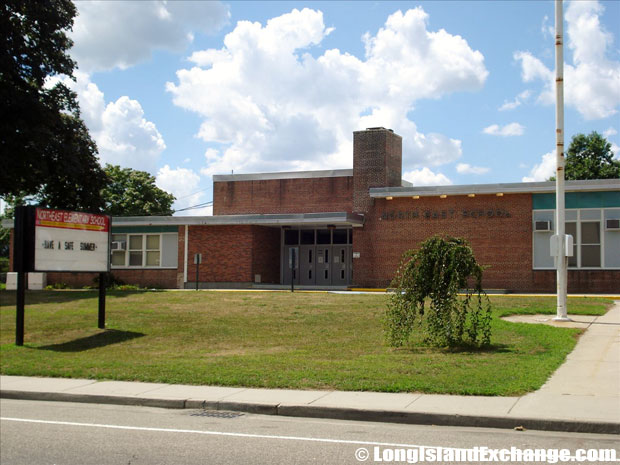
[59,1,620,215]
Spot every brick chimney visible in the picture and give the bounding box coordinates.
[352,127,402,213]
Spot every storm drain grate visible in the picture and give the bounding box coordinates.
[190,410,245,419]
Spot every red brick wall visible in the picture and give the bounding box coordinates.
[187,224,281,284]
[213,176,353,215]
[353,194,532,289]
[251,226,280,284]
[45,269,178,289]
[188,225,254,282]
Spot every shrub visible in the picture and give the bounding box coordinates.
[0,257,9,273]
[45,282,69,290]
[385,236,492,348]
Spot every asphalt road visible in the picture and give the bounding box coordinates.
[1,399,618,465]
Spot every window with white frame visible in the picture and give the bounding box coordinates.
[533,208,620,269]
[111,233,177,268]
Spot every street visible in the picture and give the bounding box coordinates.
[1,399,617,464]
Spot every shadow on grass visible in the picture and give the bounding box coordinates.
[0,290,150,306]
[35,329,145,352]
[395,342,513,355]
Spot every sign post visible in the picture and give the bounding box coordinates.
[13,206,111,345]
[194,253,202,291]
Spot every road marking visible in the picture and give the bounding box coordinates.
[1,417,464,451]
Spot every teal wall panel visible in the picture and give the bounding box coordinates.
[533,191,620,210]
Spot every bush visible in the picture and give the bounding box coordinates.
[385,236,492,348]
[0,257,9,273]
[45,282,69,290]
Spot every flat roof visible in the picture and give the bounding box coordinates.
[370,179,620,198]
[213,169,353,182]
[2,212,364,229]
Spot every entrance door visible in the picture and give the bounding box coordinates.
[316,247,331,285]
[300,246,315,285]
[283,246,300,285]
[331,246,349,286]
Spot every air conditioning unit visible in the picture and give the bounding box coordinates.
[111,241,126,250]
[606,219,620,231]
[534,220,552,232]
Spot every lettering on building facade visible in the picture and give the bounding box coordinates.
[380,207,511,221]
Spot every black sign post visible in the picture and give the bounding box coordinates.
[98,272,106,329]
[194,253,202,291]
[13,206,35,346]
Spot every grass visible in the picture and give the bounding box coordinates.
[0,290,612,396]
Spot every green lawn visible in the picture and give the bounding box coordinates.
[0,290,612,396]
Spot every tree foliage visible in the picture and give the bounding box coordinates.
[0,0,105,211]
[385,236,492,348]
[102,165,175,216]
[564,132,620,180]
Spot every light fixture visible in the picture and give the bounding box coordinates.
[412,195,420,200]
[496,193,504,197]
[440,194,447,199]
[468,194,475,198]
[386,196,393,200]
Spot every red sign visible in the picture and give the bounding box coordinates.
[35,208,110,232]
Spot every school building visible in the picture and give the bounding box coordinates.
[7,127,620,293]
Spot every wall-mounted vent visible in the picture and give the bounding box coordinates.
[111,241,126,250]
[534,220,552,232]
[605,219,620,230]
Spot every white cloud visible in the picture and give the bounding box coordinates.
[156,165,212,216]
[499,90,531,111]
[541,15,555,39]
[514,0,620,120]
[482,122,525,136]
[522,150,556,182]
[611,142,620,159]
[403,167,452,186]
[71,1,229,72]
[603,127,617,138]
[167,7,488,176]
[456,163,490,175]
[63,72,166,173]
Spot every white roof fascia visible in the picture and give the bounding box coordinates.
[214,169,353,182]
[370,179,620,198]
[1,212,365,229]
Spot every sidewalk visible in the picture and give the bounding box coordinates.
[2,303,618,435]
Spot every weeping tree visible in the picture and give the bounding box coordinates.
[385,236,492,348]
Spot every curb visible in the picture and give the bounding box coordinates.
[2,390,618,435]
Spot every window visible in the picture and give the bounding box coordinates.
[284,229,299,245]
[111,232,177,268]
[300,230,315,245]
[580,222,601,267]
[317,229,331,244]
[533,208,619,269]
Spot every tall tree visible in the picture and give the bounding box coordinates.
[565,132,620,180]
[102,165,175,216]
[0,0,106,211]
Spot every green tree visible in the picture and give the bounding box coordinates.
[564,132,620,180]
[0,0,106,211]
[102,165,175,216]
[385,236,492,348]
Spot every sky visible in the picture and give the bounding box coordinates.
[56,1,620,215]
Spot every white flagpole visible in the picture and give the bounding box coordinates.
[554,0,569,321]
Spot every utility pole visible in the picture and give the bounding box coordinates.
[554,0,570,321]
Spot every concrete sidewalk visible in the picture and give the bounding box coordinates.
[2,303,619,435]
